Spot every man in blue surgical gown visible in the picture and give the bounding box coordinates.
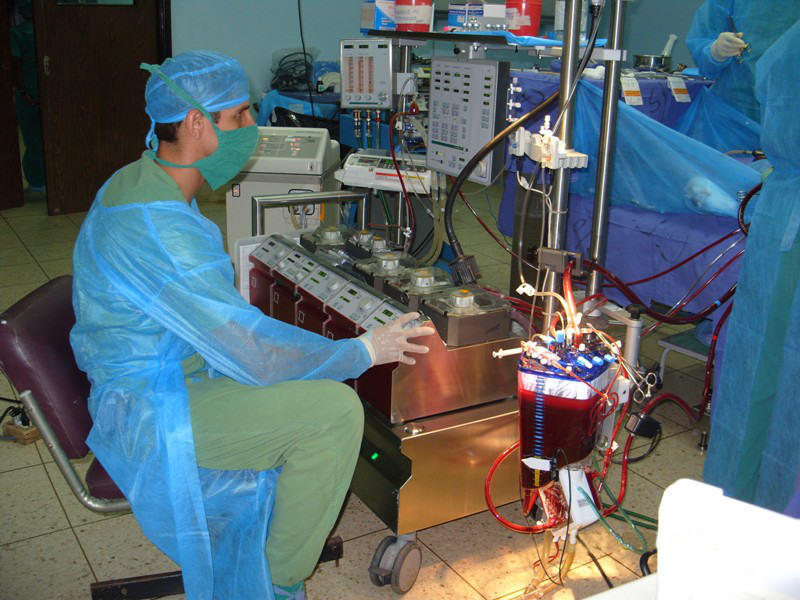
[686,1,800,122]
[704,21,800,514]
[70,50,434,600]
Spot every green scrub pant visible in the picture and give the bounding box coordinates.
[184,360,363,587]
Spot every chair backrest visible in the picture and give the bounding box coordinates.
[0,275,92,458]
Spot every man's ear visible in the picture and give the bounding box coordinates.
[184,108,206,139]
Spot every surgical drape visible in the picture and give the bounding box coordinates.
[570,82,761,218]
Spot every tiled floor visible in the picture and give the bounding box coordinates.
[0,185,709,599]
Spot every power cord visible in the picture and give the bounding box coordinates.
[577,534,614,589]
[296,0,316,118]
[270,51,314,92]
[0,404,31,441]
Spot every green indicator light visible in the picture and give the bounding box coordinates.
[370,452,380,461]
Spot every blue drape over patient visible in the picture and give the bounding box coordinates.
[71,160,371,596]
[570,81,761,218]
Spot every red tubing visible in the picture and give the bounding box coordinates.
[486,399,635,528]
[701,302,732,412]
[624,229,742,287]
[595,301,734,520]
[585,260,736,325]
[453,183,537,269]
[738,182,762,236]
[576,293,607,309]
[484,441,562,534]
[642,250,742,337]
[593,303,734,519]
[640,301,734,426]
[601,398,630,483]
[388,109,418,252]
[563,262,582,344]
[602,433,634,517]
[671,250,742,310]
[480,285,543,315]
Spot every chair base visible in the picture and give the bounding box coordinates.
[89,536,345,599]
[90,571,183,600]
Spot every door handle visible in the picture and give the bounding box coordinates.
[43,55,52,77]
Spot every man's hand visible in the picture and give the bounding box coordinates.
[359,312,436,366]
[711,31,748,61]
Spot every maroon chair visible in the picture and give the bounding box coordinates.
[0,276,183,599]
[0,276,343,598]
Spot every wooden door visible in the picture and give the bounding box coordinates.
[34,0,170,214]
[0,3,25,211]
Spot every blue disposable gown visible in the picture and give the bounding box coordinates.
[704,21,800,512]
[686,0,800,122]
[70,153,373,598]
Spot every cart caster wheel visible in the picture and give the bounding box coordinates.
[368,535,422,594]
[390,542,422,594]
[369,535,396,586]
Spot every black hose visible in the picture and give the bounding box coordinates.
[515,163,541,288]
[444,91,559,259]
[640,549,658,576]
[444,0,603,281]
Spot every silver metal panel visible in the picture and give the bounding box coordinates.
[386,334,519,423]
[421,284,512,347]
[352,398,521,535]
[340,38,395,109]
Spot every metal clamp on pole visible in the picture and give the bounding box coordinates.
[251,190,369,236]
[589,48,626,62]
[536,248,585,276]
[508,115,589,170]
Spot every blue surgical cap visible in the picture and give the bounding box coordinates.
[142,50,250,147]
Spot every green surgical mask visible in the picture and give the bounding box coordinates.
[140,62,258,191]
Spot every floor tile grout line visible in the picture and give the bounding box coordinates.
[416,536,491,600]
[0,215,31,255]
[491,586,527,600]
[38,452,84,529]
[0,458,46,475]
[0,524,74,547]
[603,551,643,578]
[11,209,72,282]
[337,527,391,545]
[69,526,101,584]
[38,452,132,524]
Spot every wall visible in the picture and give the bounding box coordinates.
[171,0,363,100]
[171,0,708,102]
[620,0,706,68]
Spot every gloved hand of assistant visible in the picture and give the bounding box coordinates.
[711,31,747,61]
[359,312,437,366]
